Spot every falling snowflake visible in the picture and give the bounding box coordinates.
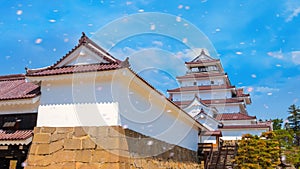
[182,38,188,43]
[48,19,56,23]
[263,104,269,109]
[251,74,257,78]
[150,24,156,30]
[64,38,69,42]
[53,9,59,12]
[88,23,93,27]
[247,87,253,92]
[236,51,242,55]
[5,56,11,59]
[97,86,102,91]
[122,124,128,129]
[215,28,221,32]
[138,9,144,12]
[178,5,183,9]
[185,6,190,10]
[53,48,56,52]
[35,38,42,44]
[176,16,181,22]
[267,92,272,96]
[147,140,153,146]
[16,10,23,15]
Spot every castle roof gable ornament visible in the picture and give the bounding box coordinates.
[187,49,218,64]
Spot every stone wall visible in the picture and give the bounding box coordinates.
[25,126,203,169]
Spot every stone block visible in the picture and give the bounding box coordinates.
[41,127,56,134]
[33,127,41,134]
[51,133,66,142]
[99,162,123,169]
[108,126,126,137]
[75,150,92,163]
[27,154,52,166]
[82,136,96,149]
[56,127,74,134]
[77,163,101,169]
[74,127,88,137]
[32,133,51,144]
[54,150,76,163]
[36,144,50,155]
[64,138,82,150]
[91,150,120,163]
[28,144,38,155]
[86,126,108,138]
[49,139,64,153]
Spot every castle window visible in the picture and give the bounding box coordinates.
[193,82,197,86]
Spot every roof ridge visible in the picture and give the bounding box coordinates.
[0,74,25,81]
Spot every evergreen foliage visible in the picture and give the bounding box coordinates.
[234,132,280,169]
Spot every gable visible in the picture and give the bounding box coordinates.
[54,46,110,67]
[191,49,215,62]
[53,32,119,68]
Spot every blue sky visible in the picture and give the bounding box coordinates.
[1,0,300,120]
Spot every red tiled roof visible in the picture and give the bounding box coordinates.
[201,98,244,105]
[167,85,235,92]
[177,73,226,79]
[173,98,243,107]
[221,124,270,129]
[0,74,40,100]
[26,63,121,76]
[0,130,33,140]
[216,113,256,121]
[236,88,250,97]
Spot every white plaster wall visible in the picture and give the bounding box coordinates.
[172,93,195,101]
[112,80,199,151]
[196,117,219,131]
[37,103,119,127]
[214,104,240,113]
[199,90,231,100]
[37,72,199,151]
[180,78,224,87]
[221,129,269,138]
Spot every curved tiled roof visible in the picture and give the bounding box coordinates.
[26,32,123,77]
[216,113,256,121]
[177,73,226,79]
[0,130,33,140]
[26,63,121,76]
[221,124,270,129]
[0,74,40,100]
[167,85,235,92]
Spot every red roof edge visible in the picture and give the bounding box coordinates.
[0,74,25,81]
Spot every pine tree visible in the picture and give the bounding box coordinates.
[234,132,280,169]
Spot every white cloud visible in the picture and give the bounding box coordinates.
[267,50,283,59]
[255,86,280,93]
[267,50,300,65]
[284,1,300,22]
[286,7,300,22]
[291,51,300,64]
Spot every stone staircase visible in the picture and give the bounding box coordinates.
[198,143,238,169]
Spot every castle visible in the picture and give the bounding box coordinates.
[0,33,271,168]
